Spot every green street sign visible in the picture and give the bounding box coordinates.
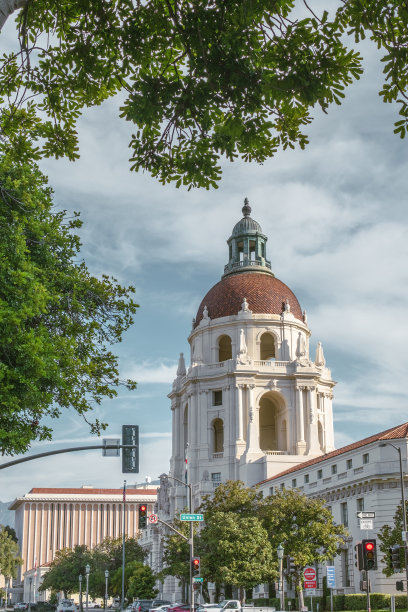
[180,513,204,521]
[193,577,203,583]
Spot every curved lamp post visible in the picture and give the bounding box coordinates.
[380,442,408,609]
[85,564,90,612]
[277,544,284,612]
[104,570,109,610]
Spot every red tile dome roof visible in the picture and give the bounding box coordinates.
[195,272,303,327]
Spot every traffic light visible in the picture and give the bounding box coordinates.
[286,556,296,574]
[138,504,147,529]
[192,557,200,577]
[354,543,363,570]
[362,539,377,571]
[122,425,139,474]
[396,581,404,591]
[389,545,402,571]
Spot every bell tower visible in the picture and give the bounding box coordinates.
[166,200,335,515]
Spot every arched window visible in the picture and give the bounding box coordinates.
[212,418,224,453]
[318,421,324,451]
[260,332,275,360]
[259,393,287,452]
[218,335,232,362]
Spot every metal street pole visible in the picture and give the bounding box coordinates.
[85,564,90,612]
[28,577,32,612]
[277,544,284,612]
[105,570,109,610]
[160,473,194,611]
[380,442,408,608]
[79,575,83,612]
[122,481,126,611]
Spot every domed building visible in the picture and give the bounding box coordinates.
[165,199,335,515]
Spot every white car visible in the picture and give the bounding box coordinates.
[56,600,77,612]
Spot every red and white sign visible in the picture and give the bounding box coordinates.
[148,513,158,524]
[303,567,316,589]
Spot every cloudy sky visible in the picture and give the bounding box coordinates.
[1,10,408,502]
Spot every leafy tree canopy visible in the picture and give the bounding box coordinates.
[126,562,158,600]
[200,480,262,519]
[259,489,348,594]
[0,152,138,455]
[0,524,22,579]
[378,501,407,576]
[2,0,408,189]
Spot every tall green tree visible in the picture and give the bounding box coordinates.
[160,515,191,602]
[0,153,138,455]
[378,501,407,576]
[0,524,22,579]
[122,561,158,600]
[198,512,274,603]
[259,489,348,611]
[39,545,93,598]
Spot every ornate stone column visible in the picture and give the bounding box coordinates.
[296,386,307,455]
[245,384,260,453]
[307,386,321,454]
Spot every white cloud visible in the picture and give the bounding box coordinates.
[124,361,178,384]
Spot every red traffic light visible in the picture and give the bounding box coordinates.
[140,505,147,512]
[365,542,374,551]
[193,559,199,567]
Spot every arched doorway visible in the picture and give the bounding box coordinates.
[260,332,275,360]
[259,393,288,451]
[212,418,224,454]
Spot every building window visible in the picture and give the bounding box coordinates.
[341,502,348,527]
[269,486,274,495]
[346,459,352,469]
[304,474,309,484]
[317,469,323,479]
[357,498,364,512]
[363,453,369,464]
[331,464,337,475]
[212,418,224,453]
[218,335,232,362]
[292,479,297,488]
[213,390,222,406]
[211,473,221,488]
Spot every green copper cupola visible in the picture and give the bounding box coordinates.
[223,198,273,278]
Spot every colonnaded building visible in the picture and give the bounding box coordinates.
[140,200,408,600]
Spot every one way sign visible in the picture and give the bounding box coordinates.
[357,511,375,519]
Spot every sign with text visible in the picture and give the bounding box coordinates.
[357,511,375,519]
[180,513,204,521]
[303,567,316,589]
[359,519,373,530]
[326,566,336,589]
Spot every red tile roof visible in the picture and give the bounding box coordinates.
[195,272,303,326]
[28,488,157,495]
[257,421,408,485]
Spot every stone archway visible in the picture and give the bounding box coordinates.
[258,392,288,452]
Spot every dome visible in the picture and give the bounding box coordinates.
[195,272,303,327]
[231,216,263,237]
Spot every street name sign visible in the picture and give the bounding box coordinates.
[326,566,336,589]
[356,512,375,519]
[359,519,373,530]
[180,513,204,521]
[193,577,204,583]
[148,514,158,524]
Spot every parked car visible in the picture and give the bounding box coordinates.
[148,601,172,612]
[132,601,154,612]
[56,600,76,612]
[167,605,200,612]
[14,604,28,610]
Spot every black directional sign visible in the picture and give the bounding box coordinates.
[357,512,376,519]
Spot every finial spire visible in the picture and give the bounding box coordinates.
[242,197,251,218]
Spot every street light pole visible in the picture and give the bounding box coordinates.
[85,564,90,612]
[28,577,32,612]
[160,473,194,612]
[380,442,408,607]
[79,575,83,612]
[277,544,284,612]
[105,570,109,610]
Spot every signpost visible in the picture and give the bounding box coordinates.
[180,513,204,521]
[326,566,336,589]
[357,512,375,519]
[148,514,158,524]
[304,567,317,589]
[193,577,203,583]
